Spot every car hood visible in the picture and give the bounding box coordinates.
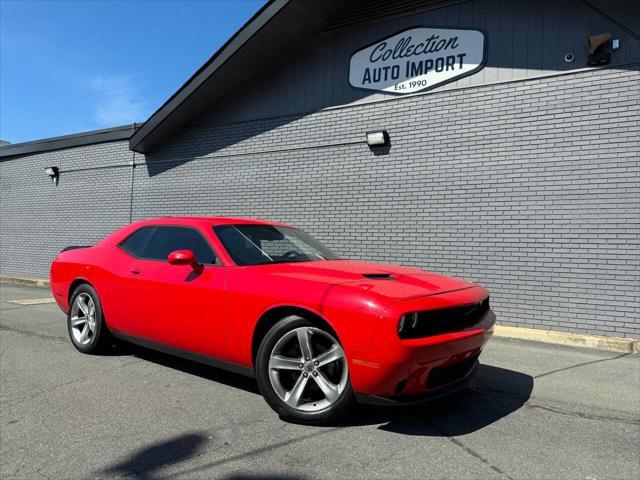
[261,260,476,301]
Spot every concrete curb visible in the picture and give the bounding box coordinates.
[494,325,639,354]
[0,276,50,288]
[1,275,638,354]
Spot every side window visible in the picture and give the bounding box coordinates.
[142,227,216,264]
[119,227,154,257]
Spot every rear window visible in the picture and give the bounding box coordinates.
[119,227,153,257]
[118,226,217,265]
[143,227,216,264]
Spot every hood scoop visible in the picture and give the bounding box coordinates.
[362,273,395,280]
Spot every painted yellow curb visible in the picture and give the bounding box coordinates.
[494,325,639,354]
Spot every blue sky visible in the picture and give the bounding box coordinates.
[0,0,266,143]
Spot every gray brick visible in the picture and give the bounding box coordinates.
[1,66,638,339]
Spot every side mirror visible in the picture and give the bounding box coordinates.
[167,250,202,272]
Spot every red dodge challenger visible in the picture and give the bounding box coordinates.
[50,216,495,424]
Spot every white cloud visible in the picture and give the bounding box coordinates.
[89,74,144,127]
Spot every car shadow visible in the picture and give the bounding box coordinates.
[114,341,260,395]
[95,357,531,478]
[112,340,532,436]
[339,364,534,436]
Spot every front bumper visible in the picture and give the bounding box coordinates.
[347,286,495,398]
[355,359,479,406]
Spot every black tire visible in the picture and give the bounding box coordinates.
[255,315,354,424]
[67,284,112,354]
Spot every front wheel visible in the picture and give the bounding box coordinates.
[255,315,354,424]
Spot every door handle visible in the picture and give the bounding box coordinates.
[130,269,141,275]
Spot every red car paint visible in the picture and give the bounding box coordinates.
[50,217,495,399]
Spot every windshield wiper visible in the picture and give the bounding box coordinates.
[253,259,313,265]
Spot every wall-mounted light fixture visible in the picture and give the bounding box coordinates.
[366,130,389,147]
[45,166,59,185]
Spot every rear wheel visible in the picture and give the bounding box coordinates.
[255,315,353,424]
[67,284,112,354]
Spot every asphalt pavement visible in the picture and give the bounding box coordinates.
[1,282,638,480]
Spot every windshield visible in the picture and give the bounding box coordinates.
[213,224,339,266]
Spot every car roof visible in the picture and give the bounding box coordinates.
[98,216,291,247]
[131,216,288,227]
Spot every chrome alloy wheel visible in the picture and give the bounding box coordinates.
[70,293,96,345]
[268,326,348,412]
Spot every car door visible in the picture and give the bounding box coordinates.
[108,226,156,338]
[125,225,226,360]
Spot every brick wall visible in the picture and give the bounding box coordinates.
[0,141,132,278]
[1,67,638,338]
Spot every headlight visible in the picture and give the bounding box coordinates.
[397,297,491,339]
[398,312,418,334]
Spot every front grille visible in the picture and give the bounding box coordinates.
[399,297,490,339]
[426,356,478,389]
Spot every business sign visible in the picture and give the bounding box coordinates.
[349,27,487,94]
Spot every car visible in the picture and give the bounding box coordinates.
[50,216,495,424]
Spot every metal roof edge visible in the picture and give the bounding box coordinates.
[128,0,287,153]
[0,124,135,159]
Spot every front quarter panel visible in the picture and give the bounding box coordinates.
[320,284,392,355]
[223,268,391,368]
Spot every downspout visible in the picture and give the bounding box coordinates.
[129,122,136,224]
